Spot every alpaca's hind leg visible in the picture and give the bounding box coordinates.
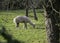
[16,23,19,27]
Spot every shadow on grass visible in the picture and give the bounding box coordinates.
[0,26,24,43]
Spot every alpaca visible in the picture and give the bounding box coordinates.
[13,16,35,28]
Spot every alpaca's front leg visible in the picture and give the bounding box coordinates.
[24,23,27,29]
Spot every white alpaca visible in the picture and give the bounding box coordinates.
[13,16,35,28]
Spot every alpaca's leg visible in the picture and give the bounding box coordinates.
[16,23,19,27]
[24,23,27,29]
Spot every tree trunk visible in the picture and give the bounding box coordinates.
[43,0,59,43]
[31,0,38,20]
[32,6,38,20]
[26,0,29,17]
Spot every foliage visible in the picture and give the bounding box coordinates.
[0,0,43,10]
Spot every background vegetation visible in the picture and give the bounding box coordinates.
[0,0,42,10]
[0,10,47,43]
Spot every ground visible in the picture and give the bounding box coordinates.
[0,9,47,43]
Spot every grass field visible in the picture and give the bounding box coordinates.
[0,9,47,43]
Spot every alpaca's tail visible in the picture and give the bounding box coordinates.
[13,18,18,27]
[13,18,16,24]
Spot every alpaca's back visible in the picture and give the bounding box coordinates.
[13,16,30,23]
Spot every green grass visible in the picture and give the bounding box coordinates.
[0,10,47,43]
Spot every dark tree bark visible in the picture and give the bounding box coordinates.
[43,0,60,43]
[25,0,38,20]
[32,8,38,20]
[26,0,29,17]
[31,0,38,20]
